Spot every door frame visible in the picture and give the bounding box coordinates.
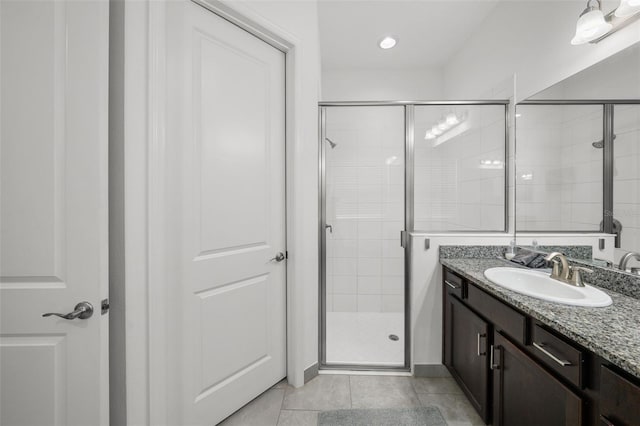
[116,1,309,424]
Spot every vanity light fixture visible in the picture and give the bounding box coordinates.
[616,0,640,17]
[378,36,397,50]
[571,0,640,45]
[571,0,612,45]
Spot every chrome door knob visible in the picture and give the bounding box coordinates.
[43,301,94,320]
[270,252,286,262]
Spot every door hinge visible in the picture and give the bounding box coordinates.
[285,251,289,259]
[101,298,110,315]
[400,231,408,248]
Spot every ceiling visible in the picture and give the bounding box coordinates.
[318,0,500,71]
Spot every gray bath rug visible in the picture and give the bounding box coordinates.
[317,406,447,426]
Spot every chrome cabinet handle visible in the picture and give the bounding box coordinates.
[533,342,572,366]
[445,280,460,290]
[477,333,487,356]
[43,302,94,320]
[325,224,333,233]
[490,345,500,370]
[270,252,286,262]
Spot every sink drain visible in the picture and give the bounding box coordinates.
[388,334,399,341]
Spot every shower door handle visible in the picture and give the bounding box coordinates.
[325,224,333,233]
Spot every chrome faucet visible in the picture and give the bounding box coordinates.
[544,252,591,287]
[619,252,640,274]
[544,252,570,281]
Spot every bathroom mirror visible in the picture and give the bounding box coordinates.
[514,43,640,271]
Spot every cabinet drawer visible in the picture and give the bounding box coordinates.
[600,366,640,426]
[467,283,527,344]
[531,323,583,388]
[444,268,465,299]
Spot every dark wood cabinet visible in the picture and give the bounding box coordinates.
[442,265,640,426]
[492,331,582,426]
[444,292,490,422]
[600,366,640,426]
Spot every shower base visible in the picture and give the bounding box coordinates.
[325,311,404,366]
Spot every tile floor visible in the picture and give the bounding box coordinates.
[219,374,485,426]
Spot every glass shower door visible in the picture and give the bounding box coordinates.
[321,106,406,367]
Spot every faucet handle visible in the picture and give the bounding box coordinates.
[570,266,593,287]
[549,260,561,278]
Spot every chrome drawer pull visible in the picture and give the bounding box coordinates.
[445,280,460,290]
[533,342,572,366]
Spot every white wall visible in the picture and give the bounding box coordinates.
[239,0,322,381]
[531,43,640,100]
[444,1,640,101]
[322,68,444,101]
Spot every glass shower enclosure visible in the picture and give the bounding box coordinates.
[319,101,509,370]
[320,105,407,368]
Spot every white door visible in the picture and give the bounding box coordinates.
[166,2,287,424]
[0,1,109,425]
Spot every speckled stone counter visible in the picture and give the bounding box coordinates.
[440,257,640,380]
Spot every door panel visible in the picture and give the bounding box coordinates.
[1,0,67,284]
[166,2,286,424]
[1,336,66,426]
[196,31,271,253]
[449,296,489,421]
[0,1,109,425]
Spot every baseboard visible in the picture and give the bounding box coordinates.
[413,364,451,378]
[304,362,319,383]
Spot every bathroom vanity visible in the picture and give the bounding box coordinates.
[441,258,640,426]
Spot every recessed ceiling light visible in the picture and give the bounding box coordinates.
[378,36,397,50]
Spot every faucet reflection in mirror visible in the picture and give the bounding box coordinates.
[619,252,640,275]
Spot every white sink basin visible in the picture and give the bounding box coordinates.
[483,267,612,307]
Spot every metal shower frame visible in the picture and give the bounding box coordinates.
[318,100,510,372]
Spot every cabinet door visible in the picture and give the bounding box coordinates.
[444,294,490,422]
[492,332,582,426]
[600,365,640,426]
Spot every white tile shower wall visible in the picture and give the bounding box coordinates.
[414,105,506,231]
[613,105,640,264]
[516,104,603,232]
[325,107,405,313]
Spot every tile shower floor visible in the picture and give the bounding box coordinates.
[219,374,484,426]
[326,312,404,366]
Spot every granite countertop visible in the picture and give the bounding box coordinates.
[441,257,640,380]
